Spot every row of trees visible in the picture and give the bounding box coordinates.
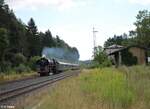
[94,10,150,67]
[0,0,79,73]
[104,10,150,49]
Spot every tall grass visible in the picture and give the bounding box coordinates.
[34,66,150,109]
[119,66,150,108]
[35,78,90,109]
[80,68,135,109]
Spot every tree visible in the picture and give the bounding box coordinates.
[134,10,150,57]
[3,4,9,13]
[134,10,150,47]
[104,34,129,47]
[0,28,9,72]
[56,35,62,47]
[0,0,4,7]
[43,29,54,47]
[27,18,37,35]
[93,46,111,67]
[0,28,8,62]
[27,18,40,57]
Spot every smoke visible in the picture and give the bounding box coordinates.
[42,47,79,62]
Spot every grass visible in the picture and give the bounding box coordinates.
[80,68,135,108]
[119,66,150,108]
[0,71,36,83]
[31,66,150,109]
[34,76,90,109]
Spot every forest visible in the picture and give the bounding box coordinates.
[0,0,79,73]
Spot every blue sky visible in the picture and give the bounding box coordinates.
[6,0,150,60]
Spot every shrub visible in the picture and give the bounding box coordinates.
[0,61,12,73]
[13,64,31,74]
[121,49,137,66]
[13,53,27,66]
[93,46,112,68]
[28,56,41,70]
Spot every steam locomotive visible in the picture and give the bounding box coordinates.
[36,57,79,76]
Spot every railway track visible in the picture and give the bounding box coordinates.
[0,71,79,103]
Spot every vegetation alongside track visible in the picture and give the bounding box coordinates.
[0,71,36,83]
[35,66,150,109]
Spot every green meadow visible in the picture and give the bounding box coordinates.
[80,68,135,108]
[32,66,150,109]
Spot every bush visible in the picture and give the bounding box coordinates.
[93,46,112,68]
[100,58,112,67]
[28,56,41,70]
[13,64,31,74]
[93,59,112,68]
[0,61,12,73]
[13,53,27,66]
[121,49,137,66]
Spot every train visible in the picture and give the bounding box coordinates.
[36,57,79,76]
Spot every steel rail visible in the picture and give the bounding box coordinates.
[0,73,65,94]
[0,71,77,102]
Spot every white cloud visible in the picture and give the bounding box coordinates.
[114,0,150,5]
[129,0,150,5]
[6,0,91,11]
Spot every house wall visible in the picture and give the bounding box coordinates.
[129,47,146,64]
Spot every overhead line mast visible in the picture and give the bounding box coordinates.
[93,27,98,57]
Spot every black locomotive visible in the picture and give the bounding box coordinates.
[36,57,79,76]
